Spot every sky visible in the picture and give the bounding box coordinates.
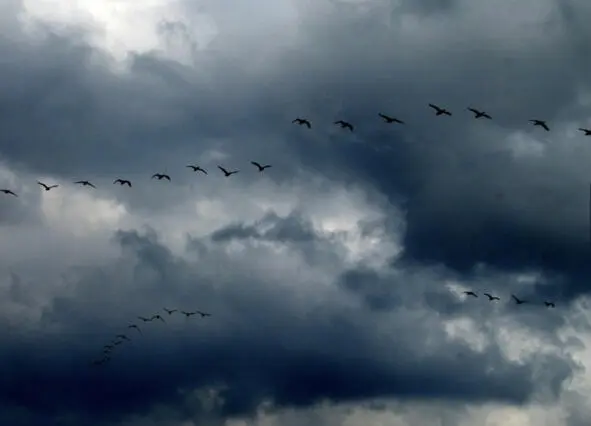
[1,0,591,425]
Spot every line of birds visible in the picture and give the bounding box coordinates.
[462,291,556,307]
[293,103,591,134]
[1,162,272,196]
[91,308,212,367]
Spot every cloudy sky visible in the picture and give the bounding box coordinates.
[1,0,591,425]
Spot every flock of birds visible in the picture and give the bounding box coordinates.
[462,291,556,308]
[91,308,212,367]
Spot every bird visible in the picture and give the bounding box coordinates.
[483,293,500,301]
[113,340,123,346]
[37,181,58,191]
[181,311,197,318]
[334,120,354,131]
[0,189,17,196]
[292,118,311,128]
[128,324,142,334]
[511,295,526,305]
[163,308,177,315]
[187,165,207,174]
[578,128,591,136]
[530,120,549,131]
[196,310,212,318]
[544,301,556,308]
[74,180,96,188]
[251,161,272,172]
[113,179,132,187]
[151,173,171,181]
[428,103,452,116]
[378,113,404,124]
[151,314,166,323]
[115,334,130,342]
[467,108,492,119]
[463,291,478,298]
[137,316,151,322]
[218,166,239,177]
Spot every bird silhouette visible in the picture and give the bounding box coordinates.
[218,166,239,177]
[137,316,151,322]
[251,161,272,172]
[151,314,166,323]
[113,340,123,346]
[196,310,212,318]
[544,301,556,308]
[37,181,58,191]
[530,120,549,131]
[181,311,197,317]
[163,308,177,315]
[292,118,311,128]
[187,165,207,174]
[463,291,478,298]
[75,180,96,188]
[116,334,130,341]
[113,179,132,187]
[511,295,526,305]
[378,113,404,124]
[152,173,171,181]
[578,128,591,136]
[128,324,142,334]
[334,120,354,131]
[467,108,492,119]
[483,293,500,301]
[428,103,452,116]
[0,189,17,196]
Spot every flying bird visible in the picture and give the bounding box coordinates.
[578,128,591,136]
[163,308,177,315]
[37,181,58,191]
[115,334,130,341]
[137,316,151,322]
[483,293,500,301]
[128,324,142,334]
[181,311,197,317]
[529,120,549,131]
[378,113,404,124]
[151,314,166,323]
[0,189,17,196]
[463,291,478,298]
[467,108,492,119]
[428,103,452,116]
[218,166,239,177]
[113,340,123,346]
[196,310,212,318]
[334,120,354,131]
[251,161,272,172]
[113,179,132,187]
[75,180,96,188]
[152,173,171,181]
[187,165,207,174]
[292,118,311,128]
[511,295,526,305]
[544,301,556,308]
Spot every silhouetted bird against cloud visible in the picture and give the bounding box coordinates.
[578,128,591,136]
[128,324,142,334]
[334,120,354,131]
[251,161,272,172]
[151,314,166,323]
[152,173,171,181]
[163,308,177,315]
[218,166,239,177]
[484,293,500,301]
[463,291,478,298]
[378,113,404,124]
[530,120,549,131]
[187,165,207,174]
[544,301,556,308]
[75,180,96,188]
[0,189,17,196]
[113,179,132,187]
[511,295,526,305]
[37,181,58,191]
[428,103,452,116]
[292,118,311,128]
[467,108,492,119]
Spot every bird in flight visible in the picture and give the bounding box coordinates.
[137,316,151,322]
[152,173,171,181]
[75,180,96,188]
[0,189,17,196]
[187,165,207,174]
[163,308,177,315]
[128,324,142,334]
[37,181,58,191]
[544,301,556,308]
[530,120,549,131]
[251,161,272,172]
[113,179,132,187]
[113,340,123,346]
[511,295,526,305]
[334,120,354,131]
[292,118,311,128]
[483,293,500,301]
[428,103,452,116]
[181,311,197,318]
[218,166,239,177]
[578,128,591,136]
[151,314,166,323]
[116,334,130,341]
[195,310,212,318]
[463,291,478,298]
[467,108,492,119]
[378,113,404,124]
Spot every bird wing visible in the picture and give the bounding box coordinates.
[304,121,311,128]
[164,175,171,180]
[251,161,262,168]
[218,166,228,174]
[541,123,549,131]
[37,181,47,188]
[468,108,478,114]
[199,168,207,174]
[428,103,440,111]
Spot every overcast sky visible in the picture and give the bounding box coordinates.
[1,0,591,425]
